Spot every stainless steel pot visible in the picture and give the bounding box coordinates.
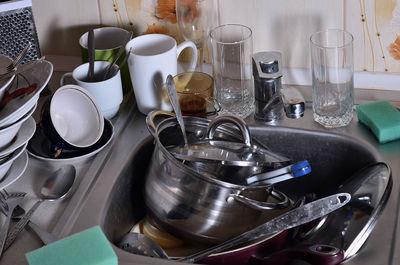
[144,111,290,244]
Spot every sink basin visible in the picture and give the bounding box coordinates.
[99,124,380,263]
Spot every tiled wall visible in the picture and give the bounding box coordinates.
[30,0,400,79]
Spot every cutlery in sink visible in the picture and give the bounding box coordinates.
[0,190,26,256]
[11,205,58,245]
[4,165,75,251]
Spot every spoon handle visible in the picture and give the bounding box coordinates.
[27,221,58,245]
[4,200,43,250]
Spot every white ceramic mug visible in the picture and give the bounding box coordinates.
[125,34,198,115]
[60,61,123,119]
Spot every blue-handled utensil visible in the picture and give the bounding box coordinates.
[246,160,311,185]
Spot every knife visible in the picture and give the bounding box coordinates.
[179,192,351,263]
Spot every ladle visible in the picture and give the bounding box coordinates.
[166,74,188,146]
[4,165,76,250]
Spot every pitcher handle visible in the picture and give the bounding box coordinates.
[177,41,198,72]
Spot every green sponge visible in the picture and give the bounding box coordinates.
[26,226,117,265]
[356,100,400,143]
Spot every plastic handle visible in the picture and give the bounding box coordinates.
[291,160,311,177]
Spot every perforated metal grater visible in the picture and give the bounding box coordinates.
[0,0,41,63]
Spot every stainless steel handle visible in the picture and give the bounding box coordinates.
[180,193,351,263]
[230,187,290,210]
[27,221,58,245]
[0,205,18,255]
[4,200,43,251]
[146,110,176,137]
[207,115,252,147]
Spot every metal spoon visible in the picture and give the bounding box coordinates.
[117,232,169,259]
[166,74,188,146]
[12,205,58,245]
[4,165,76,250]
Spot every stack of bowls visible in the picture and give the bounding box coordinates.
[40,84,105,158]
[0,98,37,182]
[0,57,53,182]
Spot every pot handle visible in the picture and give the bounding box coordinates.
[146,110,176,137]
[230,187,290,210]
[207,115,252,147]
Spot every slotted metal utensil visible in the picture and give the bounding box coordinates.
[179,193,351,263]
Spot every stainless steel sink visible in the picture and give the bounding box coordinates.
[51,91,400,265]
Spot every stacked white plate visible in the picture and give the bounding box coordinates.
[0,56,53,189]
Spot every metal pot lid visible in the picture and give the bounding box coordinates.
[167,114,291,167]
[168,139,289,167]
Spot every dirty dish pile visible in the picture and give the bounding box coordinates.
[143,111,313,246]
[0,58,52,186]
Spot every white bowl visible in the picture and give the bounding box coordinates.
[0,143,27,181]
[50,85,104,148]
[0,104,36,150]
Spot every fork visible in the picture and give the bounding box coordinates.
[0,190,25,256]
[0,42,31,75]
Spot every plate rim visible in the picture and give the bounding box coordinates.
[0,150,28,190]
[0,60,53,127]
[0,116,36,158]
[27,119,114,162]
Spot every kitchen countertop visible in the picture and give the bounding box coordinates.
[1,70,400,264]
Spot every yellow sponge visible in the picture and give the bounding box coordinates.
[356,100,400,143]
[26,226,117,265]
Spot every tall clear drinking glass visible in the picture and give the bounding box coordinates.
[310,29,354,128]
[210,24,254,118]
